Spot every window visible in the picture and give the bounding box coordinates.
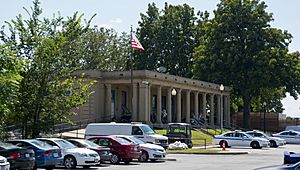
[98,139,112,146]
[132,126,143,135]
[224,133,234,137]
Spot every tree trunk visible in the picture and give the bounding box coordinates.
[242,95,251,129]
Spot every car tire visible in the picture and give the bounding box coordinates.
[110,153,120,164]
[251,141,261,149]
[124,158,131,164]
[138,150,149,162]
[270,140,278,148]
[64,155,77,169]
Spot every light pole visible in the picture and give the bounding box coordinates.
[220,84,224,131]
[171,89,177,123]
[263,101,266,133]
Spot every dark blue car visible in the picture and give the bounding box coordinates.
[7,139,63,170]
[284,151,300,164]
[0,141,35,169]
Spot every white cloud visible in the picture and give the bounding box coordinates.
[110,18,123,24]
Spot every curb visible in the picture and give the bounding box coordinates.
[167,151,248,155]
[162,158,177,161]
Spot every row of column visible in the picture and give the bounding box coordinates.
[99,83,231,127]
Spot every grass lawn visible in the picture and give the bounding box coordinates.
[167,148,220,153]
[155,129,213,145]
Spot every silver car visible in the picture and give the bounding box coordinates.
[246,130,286,147]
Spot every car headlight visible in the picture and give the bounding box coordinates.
[79,153,88,157]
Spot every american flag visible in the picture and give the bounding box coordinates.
[131,33,144,50]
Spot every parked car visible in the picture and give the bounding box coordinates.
[0,141,35,170]
[285,126,300,132]
[37,138,100,169]
[246,130,286,147]
[67,139,111,162]
[88,136,141,164]
[212,130,270,149]
[284,151,300,164]
[273,131,300,144]
[117,135,166,162]
[255,161,300,170]
[7,139,63,170]
[0,155,10,170]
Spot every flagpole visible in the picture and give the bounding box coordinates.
[130,25,134,122]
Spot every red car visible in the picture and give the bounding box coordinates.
[88,136,141,164]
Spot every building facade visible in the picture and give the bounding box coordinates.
[72,70,231,128]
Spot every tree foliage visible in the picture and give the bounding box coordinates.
[0,0,95,138]
[193,0,300,128]
[135,3,202,78]
[77,27,130,71]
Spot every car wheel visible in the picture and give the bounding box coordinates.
[110,153,120,164]
[64,155,77,169]
[270,140,278,148]
[251,141,261,149]
[138,150,149,162]
[124,158,131,165]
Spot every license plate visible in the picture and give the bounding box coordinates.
[53,153,59,157]
[25,153,30,158]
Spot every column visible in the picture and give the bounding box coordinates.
[185,90,191,123]
[216,95,221,126]
[156,86,162,124]
[147,84,151,124]
[132,83,138,121]
[194,91,199,119]
[116,87,122,121]
[138,83,148,122]
[176,89,182,123]
[167,88,172,123]
[96,83,105,122]
[105,84,112,122]
[210,94,215,126]
[227,95,231,126]
[202,93,207,125]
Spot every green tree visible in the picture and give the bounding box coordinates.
[135,3,200,78]
[0,45,23,139]
[0,0,95,138]
[193,0,300,128]
[77,27,130,71]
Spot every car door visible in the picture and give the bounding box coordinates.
[132,126,144,140]
[289,131,298,144]
[223,132,235,146]
[234,133,244,146]
[280,132,291,143]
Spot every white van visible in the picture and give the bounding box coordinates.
[85,122,168,148]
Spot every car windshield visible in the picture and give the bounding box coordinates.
[55,139,77,149]
[127,136,145,144]
[82,140,101,148]
[0,142,21,150]
[30,140,54,149]
[115,137,132,144]
[140,125,155,134]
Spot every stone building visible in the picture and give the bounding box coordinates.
[72,70,231,128]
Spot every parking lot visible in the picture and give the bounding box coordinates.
[44,144,300,170]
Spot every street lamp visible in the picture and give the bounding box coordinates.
[220,84,224,131]
[171,89,177,96]
[263,101,267,133]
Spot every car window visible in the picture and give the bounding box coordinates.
[54,139,77,149]
[280,132,289,135]
[132,126,143,135]
[289,132,298,136]
[83,140,101,148]
[235,133,243,138]
[31,140,54,149]
[69,141,82,147]
[115,137,132,144]
[254,133,263,137]
[14,142,32,149]
[98,138,112,146]
[0,142,21,150]
[224,133,234,137]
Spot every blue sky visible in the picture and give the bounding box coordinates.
[0,0,299,117]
